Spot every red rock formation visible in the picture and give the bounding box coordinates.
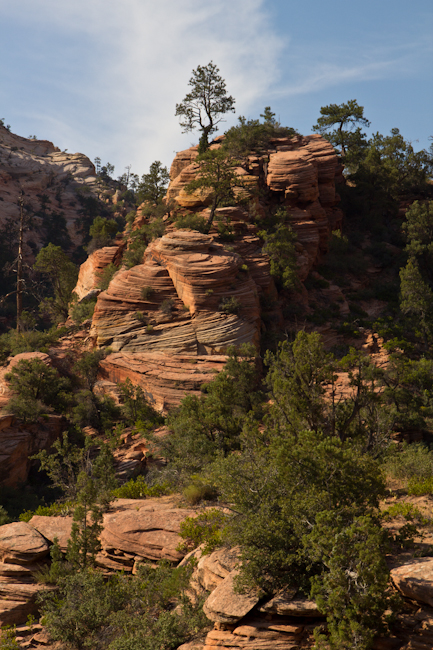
[78,133,343,407]
[168,133,343,273]
[73,241,125,300]
[99,353,226,411]
[0,124,97,249]
[89,230,261,408]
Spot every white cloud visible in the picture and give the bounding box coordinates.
[1,0,431,175]
[0,0,285,175]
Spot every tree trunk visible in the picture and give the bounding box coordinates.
[16,193,24,334]
[205,196,218,233]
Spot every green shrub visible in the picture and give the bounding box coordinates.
[141,286,155,300]
[408,477,433,496]
[175,213,207,233]
[117,378,163,428]
[96,263,118,291]
[183,479,218,505]
[219,296,241,314]
[123,226,147,269]
[143,217,165,241]
[0,327,67,365]
[19,501,75,522]
[87,216,119,253]
[259,218,299,290]
[71,298,96,324]
[39,563,207,650]
[135,311,146,323]
[0,626,20,649]
[385,443,433,482]
[160,298,174,315]
[112,476,170,499]
[216,221,235,241]
[179,509,228,555]
[0,506,10,526]
[5,358,72,422]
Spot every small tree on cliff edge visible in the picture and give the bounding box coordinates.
[313,99,370,159]
[175,61,235,153]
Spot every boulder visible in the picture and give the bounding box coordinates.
[29,515,73,553]
[202,570,260,624]
[73,243,124,301]
[259,593,322,617]
[0,522,49,564]
[100,498,196,562]
[391,558,433,607]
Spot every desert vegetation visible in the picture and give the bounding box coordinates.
[0,69,433,649]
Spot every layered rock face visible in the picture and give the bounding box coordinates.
[80,134,342,408]
[91,230,262,409]
[0,497,197,626]
[168,134,344,277]
[73,241,125,300]
[92,231,260,353]
[0,124,97,248]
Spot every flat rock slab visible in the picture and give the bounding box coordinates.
[203,570,260,624]
[259,592,322,618]
[391,558,433,606]
[100,500,196,562]
[0,522,49,564]
[29,515,73,552]
[0,598,39,626]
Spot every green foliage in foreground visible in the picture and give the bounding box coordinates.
[0,327,67,365]
[34,243,78,323]
[175,213,207,233]
[260,213,299,290]
[163,343,263,481]
[112,476,170,499]
[173,332,398,649]
[5,358,72,422]
[38,562,207,650]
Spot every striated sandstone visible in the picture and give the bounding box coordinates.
[169,146,199,181]
[95,230,260,352]
[73,243,124,300]
[0,124,97,249]
[99,352,226,411]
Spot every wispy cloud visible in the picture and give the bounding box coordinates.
[0,0,285,175]
[1,0,431,174]
[271,34,433,100]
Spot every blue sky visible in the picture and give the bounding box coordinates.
[1,0,432,178]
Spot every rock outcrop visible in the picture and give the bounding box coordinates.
[167,134,343,276]
[391,558,433,608]
[0,496,198,626]
[90,230,263,409]
[0,352,65,488]
[0,124,97,249]
[73,241,124,300]
[184,547,323,650]
[71,133,343,407]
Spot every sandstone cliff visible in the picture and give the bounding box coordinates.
[77,134,342,408]
[0,124,97,249]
